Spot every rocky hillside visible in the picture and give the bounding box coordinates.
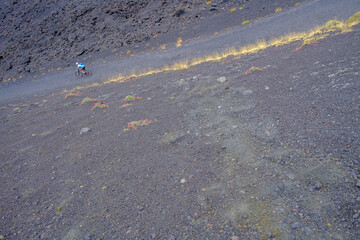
[0,0,303,82]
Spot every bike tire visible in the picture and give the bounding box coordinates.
[85,70,92,76]
[75,71,83,78]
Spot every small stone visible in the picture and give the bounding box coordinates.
[0,235,4,240]
[217,76,227,83]
[356,179,360,187]
[304,227,312,234]
[291,222,301,229]
[267,232,275,238]
[51,177,56,180]
[84,234,94,240]
[314,181,322,190]
[80,127,90,135]
[353,213,359,219]
[243,89,253,96]
[231,236,239,240]
[180,178,187,184]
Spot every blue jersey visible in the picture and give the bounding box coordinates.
[78,63,85,69]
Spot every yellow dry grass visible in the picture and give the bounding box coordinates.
[66,12,360,93]
[176,37,183,47]
[346,11,360,27]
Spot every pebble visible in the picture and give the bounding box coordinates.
[353,213,359,219]
[314,181,322,190]
[356,179,360,187]
[80,127,91,135]
[267,233,275,238]
[243,89,253,96]
[291,222,301,229]
[231,236,239,240]
[84,234,94,240]
[217,76,227,83]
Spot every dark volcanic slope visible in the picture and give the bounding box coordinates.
[0,0,305,82]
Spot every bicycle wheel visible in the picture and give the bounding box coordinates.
[75,70,83,78]
[85,70,92,76]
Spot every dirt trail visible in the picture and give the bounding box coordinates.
[1,1,360,240]
[1,0,360,104]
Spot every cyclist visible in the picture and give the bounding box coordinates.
[76,62,86,72]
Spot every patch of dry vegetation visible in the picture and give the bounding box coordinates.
[66,12,360,93]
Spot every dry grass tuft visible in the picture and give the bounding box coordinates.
[64,92,82,99]
[91,102,109,111]
[176,37,183,47]
[245,66,263,75]
[346,11,360,28]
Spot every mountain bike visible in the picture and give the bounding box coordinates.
[75,69,92,78]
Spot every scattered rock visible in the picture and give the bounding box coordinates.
[84,234,94,240]
[353,213,359,219]
[267,232,275,238]
[180,178,187,184]
[304,227,312,234]
[291,222,301,229]
[217,76,227,83]
[231,236,239,240]
[309,181,323,191]
[243,89,253,96]
[80,127,91,135]
[356,179,360,187]
[314,181,322,190]
[174,9,185,17]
